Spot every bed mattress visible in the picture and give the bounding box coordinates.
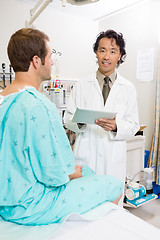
[0,202,159,240]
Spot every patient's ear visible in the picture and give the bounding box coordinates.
[32,55,40,69]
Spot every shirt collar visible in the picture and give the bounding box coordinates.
[96,69,117,85]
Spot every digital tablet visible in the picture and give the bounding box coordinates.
[72,108,117,124]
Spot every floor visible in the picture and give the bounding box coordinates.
[124,198,160,229]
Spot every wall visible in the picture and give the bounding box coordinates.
[34,4,98,80]
[0,0,98,81]
[98,0,160,150]
[0,0,29,63]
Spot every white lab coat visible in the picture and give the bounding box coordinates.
[64,72,139,182]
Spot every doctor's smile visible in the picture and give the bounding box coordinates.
[102,62,111,65]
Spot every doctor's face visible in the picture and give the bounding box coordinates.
[96,37,121,77]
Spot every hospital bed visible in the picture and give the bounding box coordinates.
[0,202,160,240]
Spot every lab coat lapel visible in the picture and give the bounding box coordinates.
[88,72,102,97]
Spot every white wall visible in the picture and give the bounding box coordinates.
[0,0,98,80]
[34,5,98,80]
[0,0,30,64]
[98,0,160,150]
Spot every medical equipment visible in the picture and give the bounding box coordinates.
[52,49,62,80]
[2,63,6,88]
[25,0,100,28]
[52,49,62,57]
[144,167,153,193]
[50,87,66,107]
[126,167,154,194]
[126,182,146,201]
[25,0,100,27]
[0,64,14,89]
[125,168,157,207]
[62,0,100,7]
[25,0,53,27]
[9,65,12,84]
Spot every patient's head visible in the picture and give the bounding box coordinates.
[7,28,49,72]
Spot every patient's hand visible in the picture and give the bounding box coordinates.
[69,165,83,180]
[111,194,122,205]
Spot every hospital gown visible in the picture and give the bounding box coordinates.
[0,88,124,225]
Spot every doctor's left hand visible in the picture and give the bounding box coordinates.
[95,117,117,132]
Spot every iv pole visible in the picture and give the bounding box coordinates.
[25,0,53,27]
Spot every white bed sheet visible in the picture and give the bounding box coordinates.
[0,204,160,240]
[53,209,160,240]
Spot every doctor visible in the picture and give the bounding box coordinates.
[64,29,139,183]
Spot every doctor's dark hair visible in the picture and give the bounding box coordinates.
[93,29,126,67]
[7,28,49,72]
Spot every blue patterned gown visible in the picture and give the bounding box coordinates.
[0,88,124,225]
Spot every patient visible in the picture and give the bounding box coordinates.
[0,28,124,225]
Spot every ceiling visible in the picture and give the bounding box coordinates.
[25,0,147,21]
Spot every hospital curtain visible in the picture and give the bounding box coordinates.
[148,44,160,184]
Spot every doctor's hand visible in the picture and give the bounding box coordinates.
[69,165,83,180]
[95,117,117,132]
